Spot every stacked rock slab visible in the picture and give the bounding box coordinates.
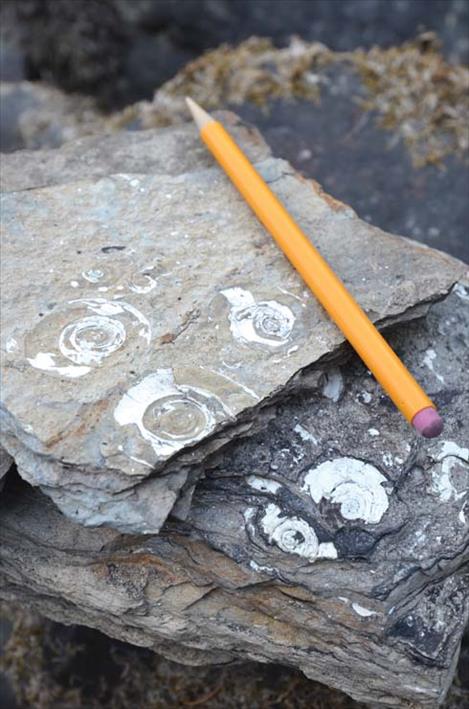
[0,113,464,534]
[1,113,468,708]
[1,286,468,708]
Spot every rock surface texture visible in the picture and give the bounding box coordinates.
[0,447,13,492]
[1,286,468,708]
[0,113,465,534]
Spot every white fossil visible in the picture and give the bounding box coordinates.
[260,503,319,560]
[257,503,337,561]
[423,348,445,384]
[294,423,318,444]
[82,268,106,283]
[321,368,344,402]
[431,440,469,502]
[351,603,378,617]
[221,287,295,348]
[453,283,469,301]
[302,457,389,524]
[127,266,158,294]
[114,368,228,459]
[247,476,282,494]
[27,298,150,378]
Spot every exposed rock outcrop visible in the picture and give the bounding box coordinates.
[1,114,464,533]
[1,286,468,708]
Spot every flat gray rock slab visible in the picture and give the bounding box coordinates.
[1,286,468,709]
[0,117,465,533]
[0,111,270,192]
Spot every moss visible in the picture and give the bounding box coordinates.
[118,33,468,168]
[110,36,331,130]
[349,33,469,167]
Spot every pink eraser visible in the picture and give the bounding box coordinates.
[412,407,443,438]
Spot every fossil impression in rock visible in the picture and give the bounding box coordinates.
[0,115,465,532]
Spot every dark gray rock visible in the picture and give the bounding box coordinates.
[1,286,468,709]
[235,69,469,263]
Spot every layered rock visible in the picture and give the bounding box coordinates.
[0,113,465,533]
[0,447,13,492]
[1,286,468,708]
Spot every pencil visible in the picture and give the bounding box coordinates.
[186,97,443,438]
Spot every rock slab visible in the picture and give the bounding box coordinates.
[0,114,465,533]
[1,285,468,708]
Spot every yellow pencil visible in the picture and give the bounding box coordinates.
[186,97,443,438]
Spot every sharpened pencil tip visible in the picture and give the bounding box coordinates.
[185,97,214,131]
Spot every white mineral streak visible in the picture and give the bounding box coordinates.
[5,337,19,353]
[382,452,393,467]
[423,348,445,384]
[221,287,295,348]
[459,507,467,525]
[249,560,276,574]
[27,352,91,378]
[247,476,282,494]
[351,603,378,617]
[258,503,337,561]
[210,368,260,401]
[318,542,338,559]
[453,283,469,301]
[294,423,318,444]
[27,298,150,378]
[114,369,228,459]
[321,368,344,402]
[438,441,469,460]
[277,286,303,301]
[431,441,469,502]
[303,458,389,524]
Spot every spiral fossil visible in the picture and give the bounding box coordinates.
[26,298,151,377]
[59,315,126,365]
[251,503,337,562]
[77,259,160,294]
[82,268,106,283]
[221,287,295,349]
[79,263,124,289]
[114,368,228,460]
[127,266,158,294]
[302,457,389,524]
[261,503,319,560]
